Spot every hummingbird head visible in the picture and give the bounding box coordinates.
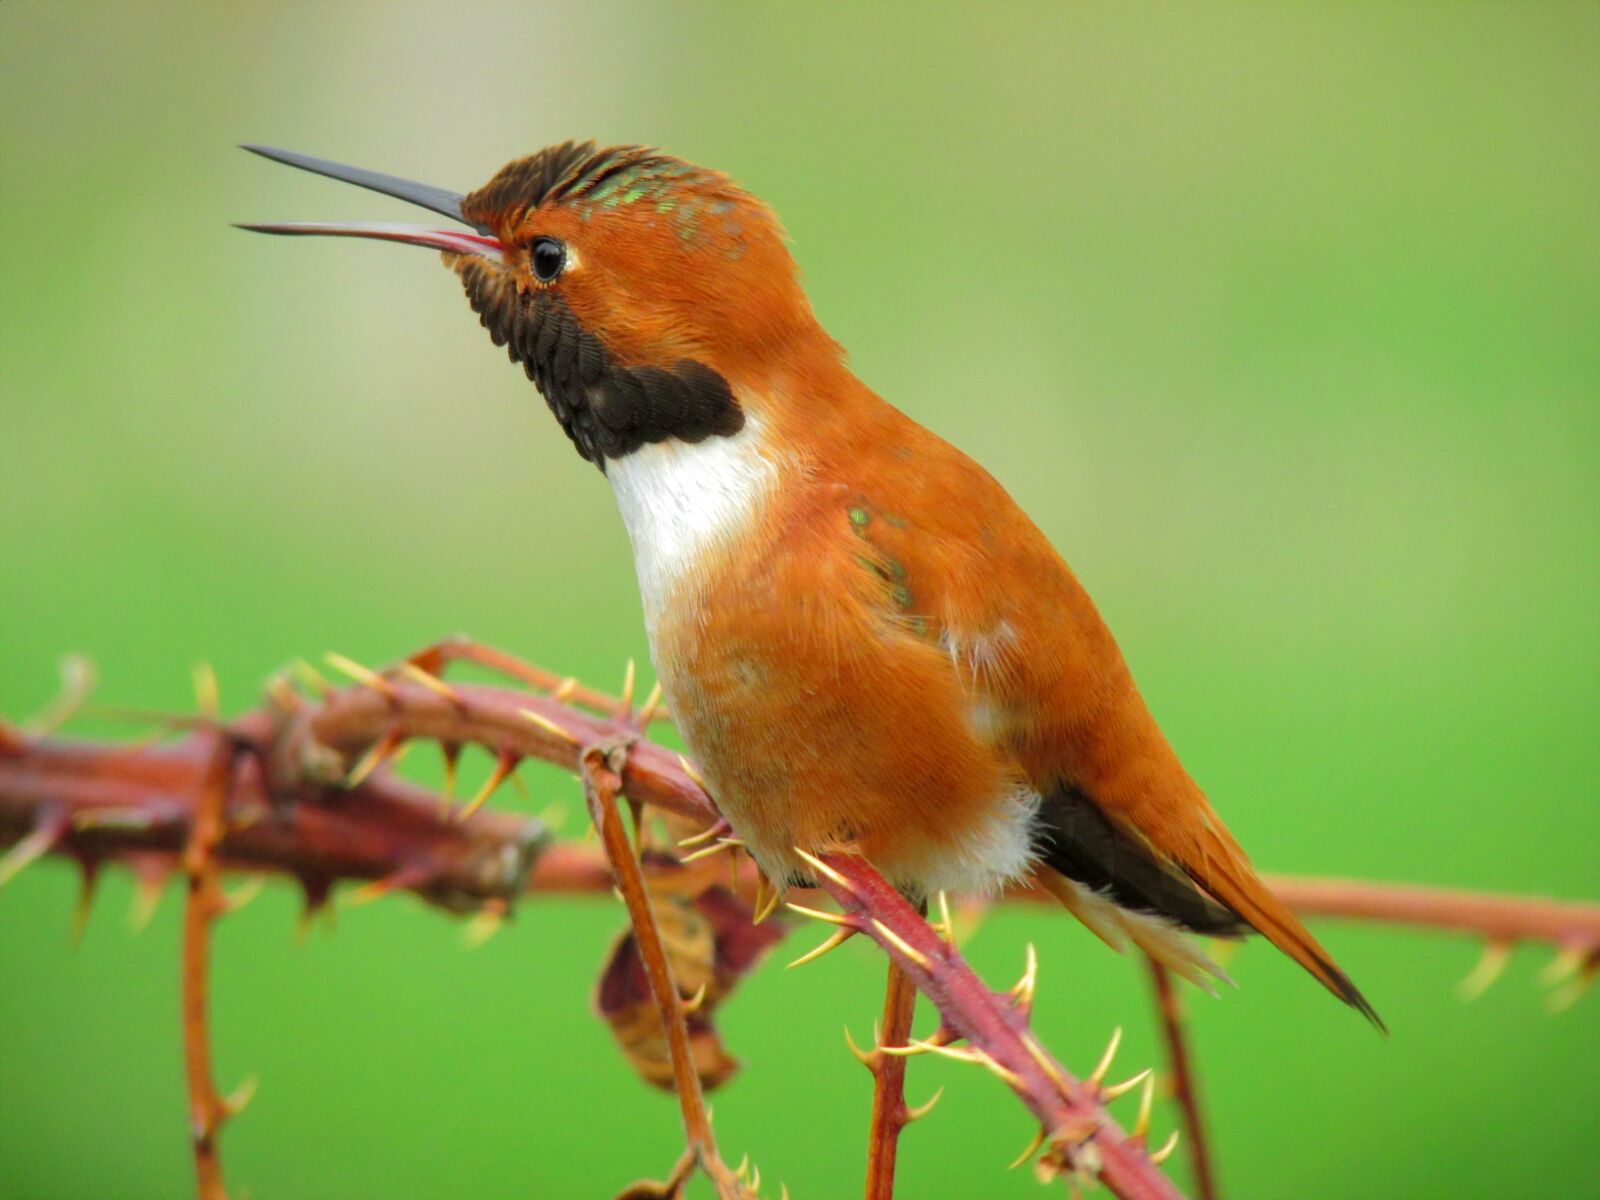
[241,142,825,467]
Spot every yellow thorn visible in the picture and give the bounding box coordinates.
[936,889,957,947]
[552,676,578,702]
[130,875,165,932]
[344,730,402,789]
[324,651,397,699]
[265,673,302,714]
[1020,1032,1067,1091]
[973,1048,1025,1091]
[457,752,518,821]
[785,902,854,928]
[791,846,852,889]
[677,754,708,790]
[1102,1066,1153,1102]
[905,1085,944,1123]
[1546,967,1595,1013]
[680,980,709,1014]
[1539,944,1587,987]
[1148,1129,1181,1165]
[635,681,664,727]
[224,877,266,913]
[1088,1026,1124,1087]
[223,1074,259,1118]
[1008,1126,1048,1170]
[519,706,580,746]
[734,1153,749,1181]
[677,843,726,865]
[1132,1071,1157,1138]
[753,876,783,925]
[788,927,857,970]
[396,661,463,704]
[750,1164,761,1193]
[618,658,636,717]
[191,661,220,719]
[463,900,507,947]
[677,821,726,848]
[870,918,934,971]
[0,825,57,888]
[1457,940,1512,1001]
[291,659,333,698]
[1010,942,1040,1010]
[876,1041,933,1058]
[780,1184,790,1200]
[844,1025,877,1067]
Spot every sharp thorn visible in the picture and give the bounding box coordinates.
[1133,1071,1157,1138]
[680,840,738,865]
[552,676,578,702]
[735,1153,749,1181]
[677,820,729,849]
[396,661,464,705]
[1102,1066,1153,1102]
[223,1074,259,1118]
[788,927,857,969]
[936,889,956,947]
[291,658,333,699]
[191,661,220,719]
[1539,944,1587,987]
[129,870,166,932]
[463,899,508,947]
[69,863,100,945]
[635,680,664,727]
[905,1085,944,1123]
[617,658,636,719]
[1148,1129,1181,1165]
[844,1024,878,1067]
[753,874,783,925]
[1008,1126,1049,1170]
[1457,939,1512,1001]
[679,980,709,1014]
[438,742,462,817]
[265,673,303,714]
[784,901,854,928]
[791,846,853,890]
[750,1164,761,1192]
[1020,1032,1067,1092]
[1088,1026,1124,1087]
[869,918,934,971]
[224,876,267,914]
[323,651,398,700]
[1546,962,1596,1013]
[458,749,520,821]
[344,729,403,789]
[0,821,62,888]
[519,706,580,746]
[677,754,708,790]
[1010,942,1040,1011]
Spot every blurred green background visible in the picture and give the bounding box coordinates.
[3,3,1597,1197]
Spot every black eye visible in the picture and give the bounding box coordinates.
[530,236,566,283]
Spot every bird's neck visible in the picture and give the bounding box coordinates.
[603,335,897,626]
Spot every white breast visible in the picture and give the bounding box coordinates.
[605,412,778,625]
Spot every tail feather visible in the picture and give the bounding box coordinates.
[1182,822,1385,1031]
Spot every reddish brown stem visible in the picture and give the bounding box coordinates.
[181,738,236,1200]
[812,853,1183,1200]
[1145,958,1217,1200]
[864,957,920,1199]
[580,742,740,1200]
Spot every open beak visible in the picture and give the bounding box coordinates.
[236,144,504,262]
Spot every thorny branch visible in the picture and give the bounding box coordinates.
[3,644,1599,1200]
[1144,959,1216,1200]
[581,740,745,1200]
[181,736,238,1200]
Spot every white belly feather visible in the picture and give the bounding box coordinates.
[605,412,779,627]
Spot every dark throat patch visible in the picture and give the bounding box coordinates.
[455,258,744,468]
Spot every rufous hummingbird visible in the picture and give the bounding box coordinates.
[241,141,1378,1025]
